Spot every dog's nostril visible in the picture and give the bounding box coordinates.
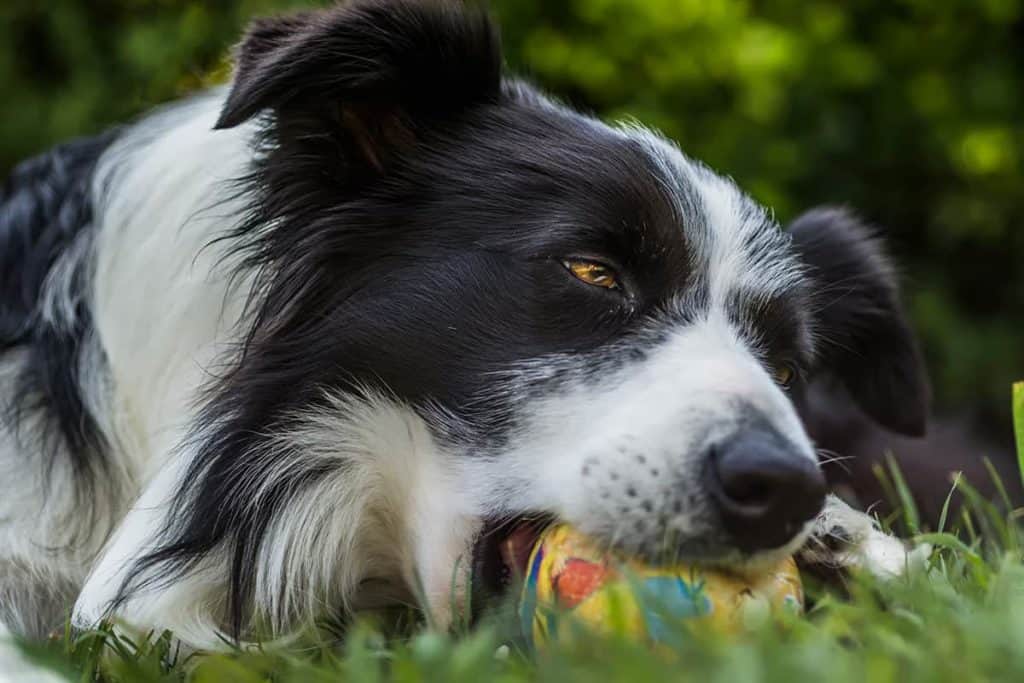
[717,469,775,508]
[706,433,826,552]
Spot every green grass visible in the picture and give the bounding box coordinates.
[20,555,1024,683]
[9,384,1024,682]
[1014,382,1024,490]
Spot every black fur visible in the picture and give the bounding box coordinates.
[0,131,119,490]
[787,207,930,436]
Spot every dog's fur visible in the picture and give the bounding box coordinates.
[0,0,929,648]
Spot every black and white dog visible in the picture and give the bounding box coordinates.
[0,0,929,649]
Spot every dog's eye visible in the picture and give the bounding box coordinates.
[772,364,796,388]
[562,260,620,290]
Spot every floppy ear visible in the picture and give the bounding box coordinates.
[214,0,501,170]
[787,207,930,436]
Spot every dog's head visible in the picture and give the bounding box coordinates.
[202,0,928,621]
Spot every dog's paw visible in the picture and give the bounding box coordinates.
[798,495,930,580]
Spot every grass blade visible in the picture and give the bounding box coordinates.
[1014,381,1024,490]
[885,453,920,534]
[983,456,1013,515]
[936,472,961,535]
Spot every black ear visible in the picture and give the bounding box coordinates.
[787,207,930,436]
[214,0,501,167]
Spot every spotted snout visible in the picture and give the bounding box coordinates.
[563,421,825,563]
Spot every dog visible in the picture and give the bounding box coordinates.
[0,0,930,649]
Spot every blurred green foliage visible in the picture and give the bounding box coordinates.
[1,0,1021,428]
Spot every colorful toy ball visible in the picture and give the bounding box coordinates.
[519,524,803,647]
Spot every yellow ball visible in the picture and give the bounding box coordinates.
[519,524,803,647]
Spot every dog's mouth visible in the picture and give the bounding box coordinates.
[470,514,553,615]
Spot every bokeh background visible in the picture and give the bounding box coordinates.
[1,0,1021,441]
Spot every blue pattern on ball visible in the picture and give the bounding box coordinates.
[636,576,713,641]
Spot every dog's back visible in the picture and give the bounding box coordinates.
[0,131,120,636]
[1,133,116,345]
[0,91,278,640]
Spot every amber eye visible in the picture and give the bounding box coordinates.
[773,364,796,388]
[562,259,620,290]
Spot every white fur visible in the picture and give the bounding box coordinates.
[622,126,805,305]
[89,91,256,472]
[246,392,481,633]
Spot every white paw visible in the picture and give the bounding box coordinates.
[849,526,931,579]
[800,495,930,579]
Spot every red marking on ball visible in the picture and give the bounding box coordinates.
[552,558,611,608]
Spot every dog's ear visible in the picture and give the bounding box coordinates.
[214,0,501,169]
[787,207,930,436]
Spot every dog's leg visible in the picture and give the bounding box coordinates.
[406,510,482,631]
[797,494,930,579]
[72,454,230,651]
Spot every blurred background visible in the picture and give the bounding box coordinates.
[1,1,1021,509]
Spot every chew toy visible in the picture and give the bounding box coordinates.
[519,523,803,647]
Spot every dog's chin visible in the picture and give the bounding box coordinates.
[705,524,814,577]
[469,515,813,618]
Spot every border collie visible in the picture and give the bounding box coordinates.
[0,0,929,649]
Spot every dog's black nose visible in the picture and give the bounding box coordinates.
[707,431,826,552]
